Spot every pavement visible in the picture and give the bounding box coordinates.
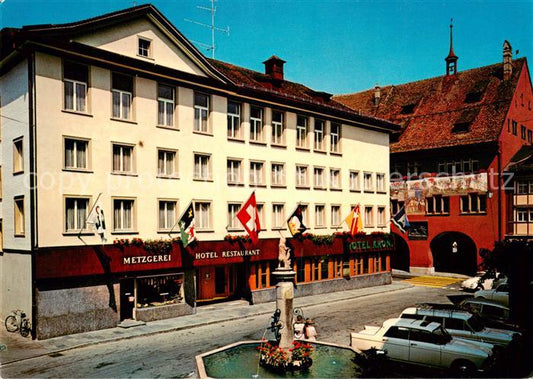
[0,280,426,366]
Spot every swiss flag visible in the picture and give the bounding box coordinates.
[236,192,261,244]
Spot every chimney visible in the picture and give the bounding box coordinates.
[503,40,513,80]
[263,55,286,81]
[374,84,381,106]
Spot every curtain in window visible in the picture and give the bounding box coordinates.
[75,83,86,112]
[112,91,120,118]
[159,202,166,229]
[158,101,165,125]
[166,202,174,228]
[65,140,74,168]
[113,146,120,171]
[166,103,174,126]
[123,201,132,229]
[66,200,75,231]
[114,202,122,230]
[77,200,87,230]
[158,151,165,175]
[122,147,131,172]
[76,142,86,169]
[65,81,74,110]
[122,93,131,120]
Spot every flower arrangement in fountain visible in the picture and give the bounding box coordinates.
[257,340,314,373]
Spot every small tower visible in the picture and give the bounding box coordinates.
[503,40,513,80]
[445,19,458,75]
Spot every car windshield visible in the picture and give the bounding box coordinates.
[467,315,485,332]
[434,326,452,343]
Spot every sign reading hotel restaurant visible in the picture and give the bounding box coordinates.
[194,249,261,260]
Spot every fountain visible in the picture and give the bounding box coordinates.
[195,237,366,378]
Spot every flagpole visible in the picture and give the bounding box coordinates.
[168,200,193,238]
[78,192,102,240]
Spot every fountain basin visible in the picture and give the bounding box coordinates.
[196,340,364,378]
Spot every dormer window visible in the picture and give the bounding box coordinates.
[452,122,471,134]
[138,37,151,58]
[464,92,483,103]
[400,104,416,115]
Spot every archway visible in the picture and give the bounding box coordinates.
[391,233,410,272]
[430,232,477,276]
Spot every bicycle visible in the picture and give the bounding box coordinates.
[5,309,31,337]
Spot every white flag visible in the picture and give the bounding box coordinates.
[87,198,107,243]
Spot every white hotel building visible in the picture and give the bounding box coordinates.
[0,5,398,338]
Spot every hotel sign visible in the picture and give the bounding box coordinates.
[349,237,394,253]
[123,254,172,265]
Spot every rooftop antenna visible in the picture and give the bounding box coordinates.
[184,0,230,59]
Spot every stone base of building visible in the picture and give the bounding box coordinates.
[251,272,392,304]
[134,302,193,322]
[409,266,435,275]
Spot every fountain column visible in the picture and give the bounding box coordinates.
[272,237,296,353]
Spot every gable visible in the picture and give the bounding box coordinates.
[74,17,208,77]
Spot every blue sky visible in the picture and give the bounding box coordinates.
[1,0,532,93]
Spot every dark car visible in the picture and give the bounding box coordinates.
[458,298,522,332]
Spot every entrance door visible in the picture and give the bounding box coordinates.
[215,266,227,295]
[120,278,135,320]
[197,265,235,301]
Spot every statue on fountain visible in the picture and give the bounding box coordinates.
[278,236,292,270]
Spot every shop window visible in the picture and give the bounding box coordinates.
[296,115,308,148]
[256,261,270,289]
[250,106,264,142]
[157,84,175,127]
[271,163,285,187]
[64,60,88,112]
[296,257,305,283]
[354,256,364,275]
[227,101,242,139]
[112,72,133,120]
[194,92,210,133]
[330,123,341,153]
[65,197,89,232]
[136,274,184,308]
[363,256,369,274]
[14,196,25,236]
[271,110,285,145]
[312,257,320,281]
[320,256,330,280]
[314,119,325,151]
[334,257,343,278]
[64,138,89,170]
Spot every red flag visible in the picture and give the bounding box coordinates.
[236,192,261,244]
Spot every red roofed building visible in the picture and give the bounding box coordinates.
[336,35,533,275]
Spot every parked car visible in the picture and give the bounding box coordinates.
[457,298,521,331]
[475,283,509,306]
[400,306,520,347]
[461,271,507,292]
[350,318,496,375]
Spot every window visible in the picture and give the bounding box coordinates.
[138,37,151,57]
[528,130,533,143]
[158,200,177,231]
[113,199,134,232]
[315,204,325,227]
[13,138,23,174]
[227,203,242,230]
[112,144,134,173]
[250,106,264,142]
[400,104,416,114]
[376,173,386,193]
[272,204,285,229]
[64,60,88,112]
[331,205,341,226]
[157,149,177,177]
[349,171,360,191]
[390,199,405,216]
[14,196,24,236]
[136,274,184,308]
[64,138,88,170]
[271,163,285,186]
[271,110,285,145]
[295,165,309,188]
[364,206,374,227]
[330,123,341,153]
[227,101,242,139]
[194,93,210,133]
[194,153,211,180]
[406,162,420,176]
[377,207,386,226]
[512,120,518,135]
[256,203,266,229]
[157,84,175,127]
[65,197,89,232]
[227,159,243,185]
[249,161,265,186]
[426,195,450,215]
[516,207,532,222]
[112,73,133,120]
[314,119,325,150]
[296,115,308,148]
[314,167,325,189]
[300,204,309,225]
[521,125,527,140]
[364,172,374,192]
[516,181,530,194]
[195,202,211,230]
[320,256,330,280]
[329,169,341,190]
[460,193,487,214]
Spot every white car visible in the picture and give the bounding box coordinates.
[350,318,495,375]
[475,283,509,306]
[461,271,507,292]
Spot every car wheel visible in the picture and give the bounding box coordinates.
[451,360,476,377]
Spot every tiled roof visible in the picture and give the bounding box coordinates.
[505,145,533,172]
[334,59,526,153]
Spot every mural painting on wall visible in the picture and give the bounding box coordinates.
[391,173,488,215]
[408,222,429,240]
